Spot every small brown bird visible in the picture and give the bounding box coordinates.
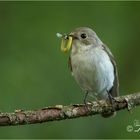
[58,27,119,117]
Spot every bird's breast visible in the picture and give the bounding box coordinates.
[71,46,114,99]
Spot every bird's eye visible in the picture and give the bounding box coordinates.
[81,33,87,39]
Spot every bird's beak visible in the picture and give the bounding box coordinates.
[60,34,73,53]
[69,32,79,40]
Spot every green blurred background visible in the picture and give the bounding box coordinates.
[0,1,140,139]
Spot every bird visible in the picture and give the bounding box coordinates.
[58,27,119,117]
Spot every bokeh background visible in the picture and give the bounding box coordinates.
[0,1,140,139]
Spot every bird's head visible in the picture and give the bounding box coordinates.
[57,27,102,53]
[70,27,99,45]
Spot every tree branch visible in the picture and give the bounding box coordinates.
[0,92,140,126]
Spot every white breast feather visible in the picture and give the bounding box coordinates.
[71,46,114,99]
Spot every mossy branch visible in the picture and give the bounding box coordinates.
[0,92,140,126]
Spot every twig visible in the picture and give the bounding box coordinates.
[0,92,140,126]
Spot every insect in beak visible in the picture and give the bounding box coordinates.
[56,33,73,53]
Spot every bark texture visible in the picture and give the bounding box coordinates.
[0,92,140,126]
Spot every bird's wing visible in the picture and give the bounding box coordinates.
[102,44,119,97]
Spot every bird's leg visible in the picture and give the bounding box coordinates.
[108,92,130,112]
[107,90,118,112]
[107,92,114,105]
[83,91,99,111]
[83,91,90,111]
[84,91,88,105]
[107,91,121,103]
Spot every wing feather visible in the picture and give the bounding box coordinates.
[102,44,119,97]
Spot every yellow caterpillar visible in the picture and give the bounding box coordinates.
[56,33,72,53]
[60,36,72,53]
